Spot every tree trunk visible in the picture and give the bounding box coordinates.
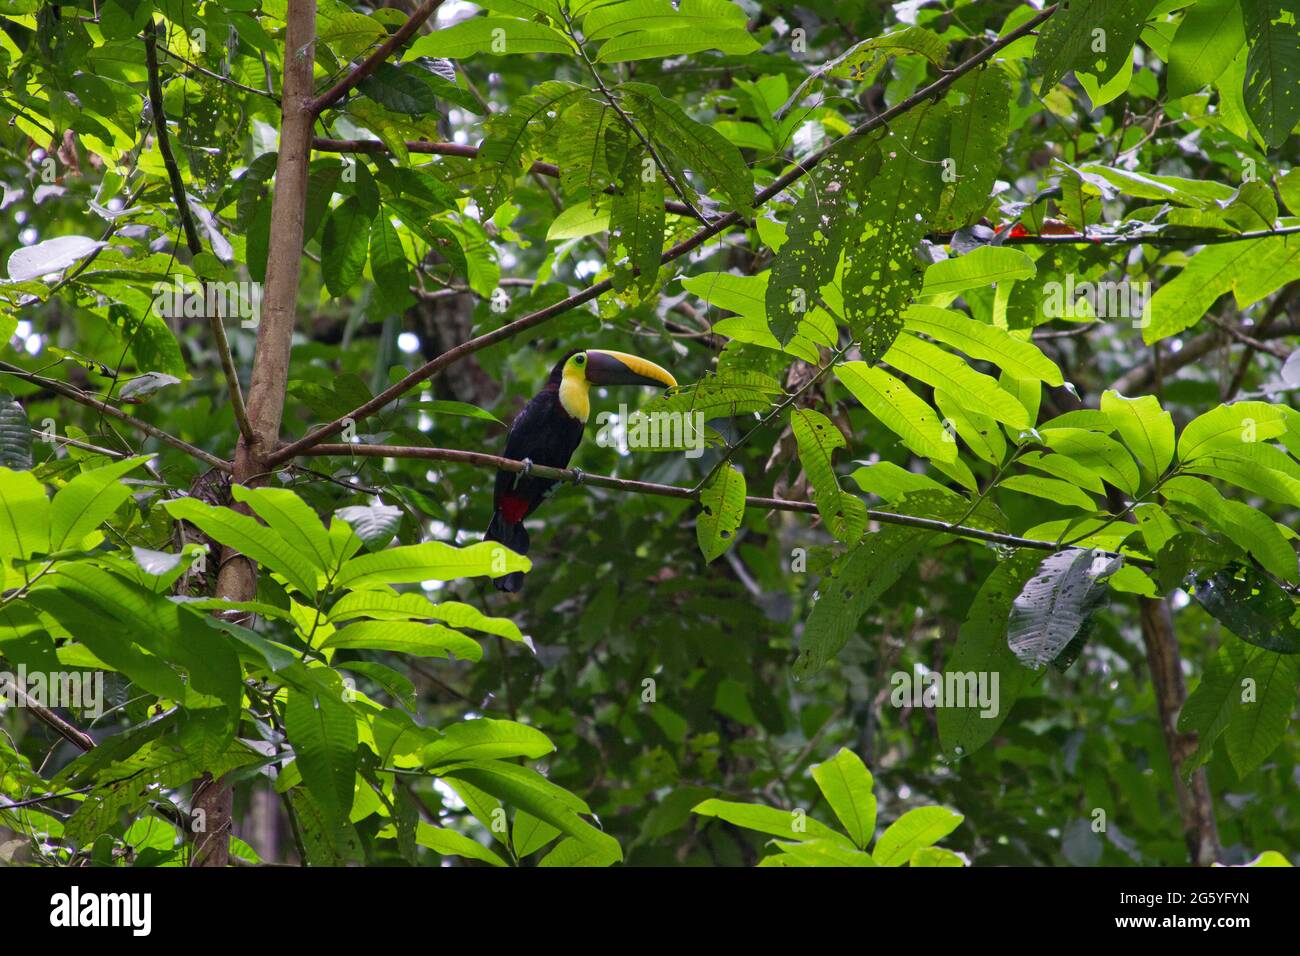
[1138,596,1220,865]
[191,0,317,867]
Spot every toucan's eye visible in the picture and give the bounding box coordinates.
[576,354,586,365]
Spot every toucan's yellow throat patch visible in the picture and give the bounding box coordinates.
[558,365,591,422]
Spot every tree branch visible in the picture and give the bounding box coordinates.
[0,360,231,471]
[1111,313,1300,395]
[270,6,1060,466]
[307,0,445,116]
[297,441,1152,564]
[145,23,254,444]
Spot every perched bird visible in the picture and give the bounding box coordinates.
[486,349,677,591]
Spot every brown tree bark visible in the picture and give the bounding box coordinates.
[191,0,318,868]
[1139,597,1220,865]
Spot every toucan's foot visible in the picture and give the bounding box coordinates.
[512,457,534,488]
[571,467,585,485]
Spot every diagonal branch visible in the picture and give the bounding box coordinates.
[0,359,231,471]
[269,5,1060,467]
[296,441,1151,566]
[145,23,254,443]
[308,0,445,116]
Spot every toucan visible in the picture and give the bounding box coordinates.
[486,349,677,592]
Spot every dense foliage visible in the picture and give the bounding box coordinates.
[1,0,1298,868]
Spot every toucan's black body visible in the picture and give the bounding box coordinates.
[485,349,676,592]
[485,360,584,591]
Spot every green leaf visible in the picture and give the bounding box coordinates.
[414,822,508,866]
[0,467,50,559]
[938,551,1045,754]
[336,540,531,588]
[1241,0,1300,148]
[1225,648,1300,776]
[999,474,1098,511]
[422,718,554,768]
[769,838,878,866]
[1007,548,1123,670]
[850,460,960,502]
[408,17,575,58]
[789,408,867,542]
[594,22,757,62]
[539,836,623,866]
[920,246,1035,296]
[696,465,746,563]
[368,212,413,316]
[834,362,957,464]
[322,197,371,298]
[873,806,963,866]
[328,590,526,642]
[884,333,1029,428]
[357,63,438,115]
[482,81,587,207]
[1101,390,1174,486]
[232,485,334,574]
[546,201,610,240]
[691,798,849,844]
[911,846,966,866]
[810,748,876,850]
[904,306,1062,385]
[49,455,151,551]
[285,676,358,831]
[1180,637,1300,776]
[1041,427,1140,496]
[1162,476,1296,582]
[321,620,483,661]
[512,810,562,858]
[1177,401,1289,461]
[619,82,754,215]
[162,497,320,597]
[410,399,505,425]
[441,762,622,860]
[319,11,387,60]
[1167,0,1246,98]
[585,0,758,61]
[1033,0,1157,92]
[609,147,665,298]
[794,526,935,677]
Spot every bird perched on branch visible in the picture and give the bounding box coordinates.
[486,349,676,592]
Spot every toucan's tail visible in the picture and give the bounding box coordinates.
[486,510,529,593]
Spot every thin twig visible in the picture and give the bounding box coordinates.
[0,360,230,471]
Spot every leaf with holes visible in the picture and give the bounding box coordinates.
[696,464,746,563]
[789,408,866,542]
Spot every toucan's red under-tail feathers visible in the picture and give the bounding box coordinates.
[486,508,529,593]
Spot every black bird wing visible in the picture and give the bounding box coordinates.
[493,390,584,522]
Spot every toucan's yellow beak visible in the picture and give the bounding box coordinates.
[583,350,677,388]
